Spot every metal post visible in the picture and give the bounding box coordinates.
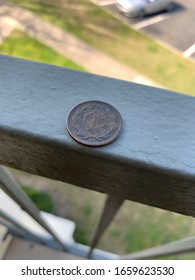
[88,195,124,258]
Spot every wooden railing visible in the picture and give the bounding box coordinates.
[1,54,195,259]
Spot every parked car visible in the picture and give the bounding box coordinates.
[116,0,174,17]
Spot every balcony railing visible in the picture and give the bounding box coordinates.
[0,54,195,259]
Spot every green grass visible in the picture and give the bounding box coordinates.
[0,29,85,71]
[9,0,195,95]
[22,186,54,213]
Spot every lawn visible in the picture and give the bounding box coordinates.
[0,29,85,71]
[9,0,195,95]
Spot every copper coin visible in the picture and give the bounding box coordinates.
[66,100,122,146]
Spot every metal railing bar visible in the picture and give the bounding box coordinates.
[121,236,195,259]
[88,194,124,258]
[0,209,45,243]
[0,215,24,237]
[0,165,67,250]
[66,242,118,260]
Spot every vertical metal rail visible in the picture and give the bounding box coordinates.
[88,194,124,258]
[121,236,195,259]
[0,165,67,250]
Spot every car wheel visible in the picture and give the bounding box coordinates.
[166,3,174,12]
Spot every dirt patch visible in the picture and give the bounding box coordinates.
[85,22,116,40]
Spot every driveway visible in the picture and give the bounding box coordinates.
[99,0,195,59]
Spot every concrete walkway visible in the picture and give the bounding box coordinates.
[0,1,158,86]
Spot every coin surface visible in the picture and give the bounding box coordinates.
[66,100,122,146]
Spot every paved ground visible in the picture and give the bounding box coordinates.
[98,0,195,59]
[0,1,159,87]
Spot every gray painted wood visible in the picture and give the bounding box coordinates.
[88,195,124,258]
[1,55,195,216]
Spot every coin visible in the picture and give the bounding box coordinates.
[66,100,122,147]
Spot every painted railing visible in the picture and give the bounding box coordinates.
[0,54,195,259]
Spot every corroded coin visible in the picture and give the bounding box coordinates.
[66,100,122,146]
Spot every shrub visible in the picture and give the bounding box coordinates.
[22,186,54,213]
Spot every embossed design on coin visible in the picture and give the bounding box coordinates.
[66,100,122,146]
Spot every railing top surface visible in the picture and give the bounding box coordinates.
[1,55,195,216]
